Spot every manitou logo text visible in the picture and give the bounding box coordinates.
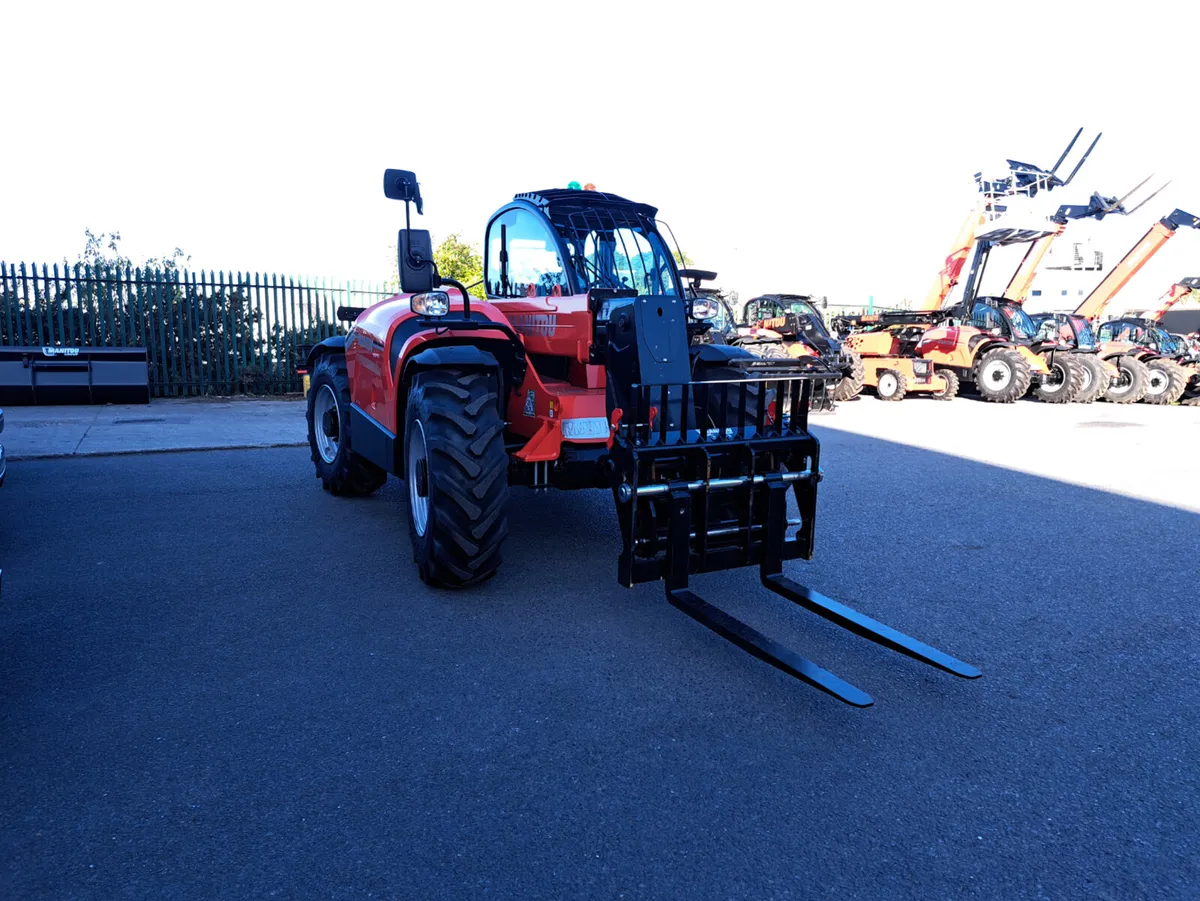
[509,313,558,337]
[41,346,80,356]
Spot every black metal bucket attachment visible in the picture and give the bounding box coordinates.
[0,346,150,405]
[607,362,980,706]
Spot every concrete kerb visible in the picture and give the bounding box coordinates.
[2,396,309,461]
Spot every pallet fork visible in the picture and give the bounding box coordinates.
[663,475,981,707]
[606,300,980,706]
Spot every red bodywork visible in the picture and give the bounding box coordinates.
[345,287,609,463]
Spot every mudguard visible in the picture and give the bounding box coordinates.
[403,344,501,377]
[305,336,347,371]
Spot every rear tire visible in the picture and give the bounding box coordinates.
[1074,355,1108,404]
[405,368,509,588]
[875,369,907,401]
[1142,359,1188,405]
[931,368,959,400]
[306,354,387,497]
[1034,352,1083,404]
[975,347,1032,403]
[1104,356,1149,404]
[832,350,865,401]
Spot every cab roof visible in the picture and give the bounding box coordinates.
[513,189,659,220]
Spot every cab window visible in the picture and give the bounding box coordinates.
[485,208,569,298]
[970,303,1005,332]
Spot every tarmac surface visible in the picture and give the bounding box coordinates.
[1,396,1198,899]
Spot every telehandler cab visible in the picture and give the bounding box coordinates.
[737,294,866,403]
[299,171,980,706]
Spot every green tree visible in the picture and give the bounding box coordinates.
[74,228,190,273]
[432,233,486,299]
[673,249,694,268]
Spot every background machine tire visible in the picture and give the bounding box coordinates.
[1073,355,1108,404]
[975,347,1032,403]
[1034,352,1083,404]
[832,350,865,402]
[931,369,959,400]
[1104,356,1149,404]
[875,369,907,402]
[1142,359,1188,405]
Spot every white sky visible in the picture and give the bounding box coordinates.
[2,1,1197,310]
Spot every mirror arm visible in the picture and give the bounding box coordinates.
[440,277,471,318]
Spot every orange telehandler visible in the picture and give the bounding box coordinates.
[845,130,1100,401]
[1029,208,1200,403]
[920,128,1102,313]
[928,184,1163,404]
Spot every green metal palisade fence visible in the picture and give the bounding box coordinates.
[0,262,393,396]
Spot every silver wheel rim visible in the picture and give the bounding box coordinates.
[1111,365,1133,395]
[313,384,340,464]
[1146,368,1167,395]
[1079,362,1093,392]
[408,419,430,537]
[1043,363,1067,392]
[879,373,898,395]
[982,359,1013,390]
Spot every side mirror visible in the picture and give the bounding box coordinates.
[398,229,436,294]
[383,169,423,213]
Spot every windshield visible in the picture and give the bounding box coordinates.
[1152,328,1182,354]
[1098,321,1146,344]
[785,300,820,317]
[562,223,679,296]
[1071,317,1097,349]
[998,304,1037,340]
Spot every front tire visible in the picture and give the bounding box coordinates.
[1074,354,1108,404]
[405,368,509,588]
[875,369,907,401]
[931,368,959,400]
[832,350,865,401]
[1034,352,1083,404]
[1104,356,1149,404]
[306,354,387,497]
[975,347,1032,403]
[1142,359,1188,405]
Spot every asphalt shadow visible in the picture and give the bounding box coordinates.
[0,437,1196,901]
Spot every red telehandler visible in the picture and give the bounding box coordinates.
[297,171,980,706]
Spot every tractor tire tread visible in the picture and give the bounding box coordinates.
[976,347,1032,403]
[932,368,959,400]
[306,356,387,497]
[876,368,907,401]
[832,350,866,401]
[407,368,508,588]
[1035,352,1084,404]
[1074,355,1108,404]
[1104,355,1150,404]
[1143,358,1188,405]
